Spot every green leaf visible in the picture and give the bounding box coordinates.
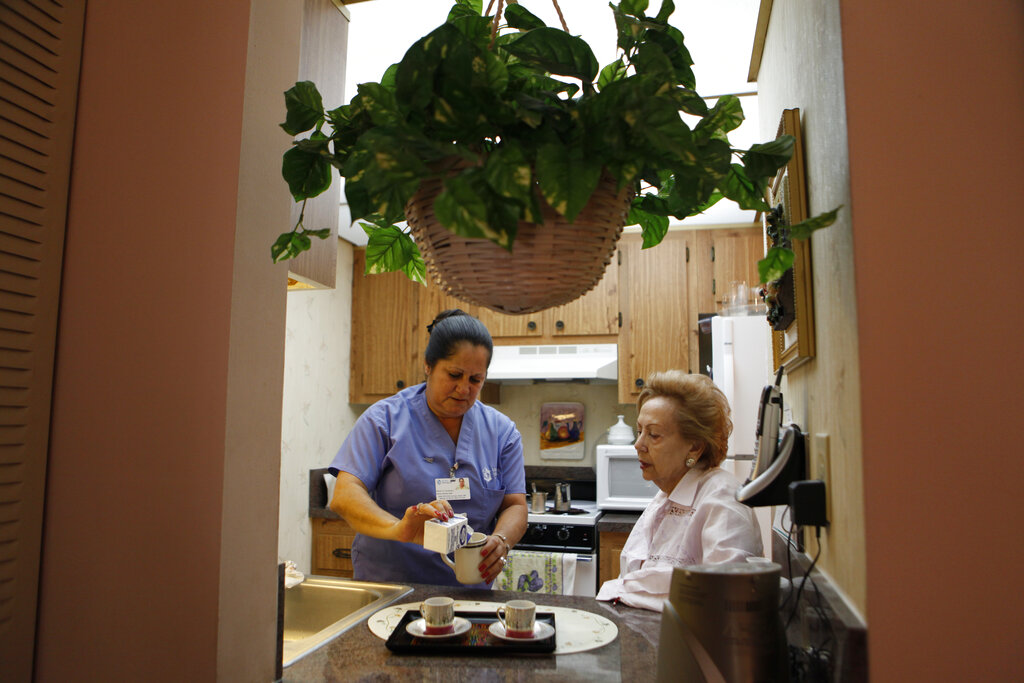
[597,60,628,90]
[504,4,547,30]
[655,0,675,22]
[281,81,324,135]
[282,145,332,201]
[364,225,426,284]
[696,95,744,137]
[720,163,770,211]
[758,246,795,284]
[627,204,670,248]
[620,0,649,17]
[434,170,512,246]
[742,136,795,180]
[271,231,311,263]
[535,142,602,222]
[632,41,676,83]
[342,129,429,222]
[503,28,599,83]
[788,206,842,240]
[355,82,402,126]
[483,145,533,208]
[448,0,482,22]
[396,24,463,109]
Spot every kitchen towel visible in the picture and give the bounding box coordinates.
[493,550,577,596]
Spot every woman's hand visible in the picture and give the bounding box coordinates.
[392,499,455,544]
[477,534,510,583]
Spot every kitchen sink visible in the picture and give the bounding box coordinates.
[282,576,412,667]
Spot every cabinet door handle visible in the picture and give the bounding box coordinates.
[527,321,537,331]
[332,548,352,559]
[555,320,565,330]
[635,378,644,388]
[396,380,405,389]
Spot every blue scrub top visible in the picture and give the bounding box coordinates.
[328,384,525,587]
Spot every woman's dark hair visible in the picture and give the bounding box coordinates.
[424,309,493,368]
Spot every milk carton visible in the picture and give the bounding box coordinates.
[423,513,471,554]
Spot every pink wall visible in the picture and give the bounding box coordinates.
[37,1,251,679]
[842,1,1024,680]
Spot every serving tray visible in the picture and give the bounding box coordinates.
[385,610,556,655]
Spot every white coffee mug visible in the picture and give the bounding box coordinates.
[439,531,488,584]
[419,596,455,635]
[496,599,536,638]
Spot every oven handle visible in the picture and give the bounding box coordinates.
[514,547,596,560]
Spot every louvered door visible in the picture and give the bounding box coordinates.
[0,2,86,680]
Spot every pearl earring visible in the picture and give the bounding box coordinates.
[685,457,696,468]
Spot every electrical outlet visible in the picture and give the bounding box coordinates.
[812,433,831,524]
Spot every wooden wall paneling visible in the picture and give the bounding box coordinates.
[286,0,348,289]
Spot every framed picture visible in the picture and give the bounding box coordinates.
[539,402,585,460]
[765,108,816,372]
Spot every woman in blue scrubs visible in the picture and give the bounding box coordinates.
[328,310,528,587]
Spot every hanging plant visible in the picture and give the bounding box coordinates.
[275,0,837,303]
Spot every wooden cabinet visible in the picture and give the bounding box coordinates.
[617,231,692,405]
[349,249,422,403]
[686,228,764,372]
[311,517,356,578]
[598,530,630,585]
[470,257,619,342]
[350,226,762,406]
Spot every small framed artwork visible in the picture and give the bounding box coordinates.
[764,108,816,372]
[539,402,585,460]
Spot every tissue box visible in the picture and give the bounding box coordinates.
[423,514,471,554]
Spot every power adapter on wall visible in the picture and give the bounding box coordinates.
[788,480,829,527]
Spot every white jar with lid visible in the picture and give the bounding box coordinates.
[607,415,635,445]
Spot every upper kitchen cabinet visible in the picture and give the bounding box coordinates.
[617,232,691,405]
[686,227,764,371]
[349,249,421,403]
[473,257,620,342]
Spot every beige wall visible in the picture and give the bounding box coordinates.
[756,0,866,614]
[36,1,299,680]
[840,1,1024,680]
[280,241,361,573]
[761,0,1024,679]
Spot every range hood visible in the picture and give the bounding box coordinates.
[487,344,618,383]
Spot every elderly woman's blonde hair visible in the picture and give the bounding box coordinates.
[637,371,733,467]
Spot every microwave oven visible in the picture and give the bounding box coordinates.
[596,444,660,510]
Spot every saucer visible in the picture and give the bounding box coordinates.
[488,620,555,642]
[406,616,471,639]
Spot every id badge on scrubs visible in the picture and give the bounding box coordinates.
[435,477,471,501]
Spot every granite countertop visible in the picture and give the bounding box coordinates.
[282,583,662,682]
[596,512,642,533]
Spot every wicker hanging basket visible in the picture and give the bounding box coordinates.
[405,172,632,315]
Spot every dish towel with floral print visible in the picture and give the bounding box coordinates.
[493,550,577,595]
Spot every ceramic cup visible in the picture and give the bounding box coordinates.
[419,596,455,635]
[439,531,488,585]
[496,599,536,638]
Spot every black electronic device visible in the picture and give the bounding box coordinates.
[750,366,785,481]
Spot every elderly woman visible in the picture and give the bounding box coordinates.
[328,310,527,587]
[596,370,763,611]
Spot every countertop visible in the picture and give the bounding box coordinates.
[282,582,662,682]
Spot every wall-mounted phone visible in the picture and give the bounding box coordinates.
[749,366,784,481]
[737,366,807,508]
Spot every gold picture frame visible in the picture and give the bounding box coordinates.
[768,108,816,372]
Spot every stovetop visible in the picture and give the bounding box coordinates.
[527,498,602,525]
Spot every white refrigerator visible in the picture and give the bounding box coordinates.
[711,314,775,553]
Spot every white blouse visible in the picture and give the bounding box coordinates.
[596,466,763,612]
